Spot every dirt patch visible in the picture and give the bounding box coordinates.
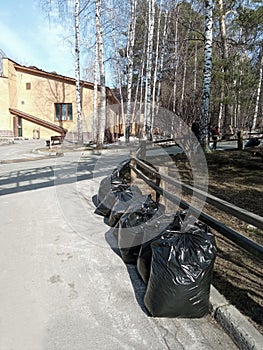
[154,147,263,334]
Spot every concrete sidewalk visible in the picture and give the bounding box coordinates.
[0,142,262,349]
[0,152,237,350]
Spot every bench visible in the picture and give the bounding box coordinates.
[46,135,64,147]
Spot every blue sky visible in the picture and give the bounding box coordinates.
[0,0,76,78]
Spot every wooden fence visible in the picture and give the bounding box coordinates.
[129,141,263,261]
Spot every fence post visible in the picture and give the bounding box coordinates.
[139,140,146,160]
[130,151,137,182]
[158,166,174,213]
[237,130,243,150]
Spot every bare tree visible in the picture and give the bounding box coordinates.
[75,0,83,143]
[93,39,99,142]
[151,0,163,136]
[95,0,106,148]
[200,0,213,151]
[156,7,169,114]
[144,0,155,140]
[126,0,137,141]
[252,49,263,131]
[41,0,84,143]
[217,0,230,134]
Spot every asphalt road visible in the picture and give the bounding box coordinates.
[0,141,238,350]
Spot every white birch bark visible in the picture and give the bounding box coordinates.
[95,0,106,148]
[179,37,188,114]
[200,0,213,150]
[138,40,147,137]
[217,0,229,133]
[93,39,99,142]
[144,0,155,140]
[132,33,146,129]
[126,0,137,141]
[172,4,180,115]
[193,40,197,98]
[113,38,125,137]
[252,52,263,131]
[75,0,83,143]
[151,0,162,136]
[156,8,169,114]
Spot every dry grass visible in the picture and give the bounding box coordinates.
[154,147,263,334]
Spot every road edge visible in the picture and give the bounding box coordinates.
[210,285,263,350]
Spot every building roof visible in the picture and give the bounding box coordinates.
[5,57,119,104]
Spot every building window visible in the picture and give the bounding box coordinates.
[26,82,31,90]
[55,103,73,121]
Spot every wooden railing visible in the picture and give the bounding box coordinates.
[130,141,263,261]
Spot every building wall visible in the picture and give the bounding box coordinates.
[0,76,12,136]
[0,58,119,141]
[0,58,18,137]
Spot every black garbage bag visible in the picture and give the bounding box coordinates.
[112,159,131,183]
[107,185,144,227]
[95,176,130,217]
[245,138,260,148]
[137,213,183,284]
[117,196,165,264]
[97,175,112,205]
[144,213,217,318]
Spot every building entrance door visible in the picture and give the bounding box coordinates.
[18,117,23,137]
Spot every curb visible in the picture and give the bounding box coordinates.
[210,286,263,350]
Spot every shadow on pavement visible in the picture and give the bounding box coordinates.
[0,160,113,196]
[105,228,149,316]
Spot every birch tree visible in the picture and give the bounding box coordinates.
[151,0,163,136]
[144,0,155,140]
[95,0,106,148]
[216,0,232,134]
[156,7,169,114]
[93,39,99,142]
[75,0,83,143]
[126,0,137,141]
[200,0,213,151]
[172,5,180,115]
[41,0,83,143]
[252,49,263,131]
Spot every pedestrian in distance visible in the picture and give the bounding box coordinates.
[211,126,219,150]
[191,120,200,141]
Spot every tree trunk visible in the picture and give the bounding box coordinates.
[217,0,230,134]
[151,0,162,137]
[200,0,213,152]
[95,0,106,148]
[144,0,155,140]
[252,51,263,131]
[126,0,137,142]
[93,40,99,142]
[75,0,83,144]
[179,36,188,115]
[156,8,169,114]
[172,4,180,115]
[113,39,125,139]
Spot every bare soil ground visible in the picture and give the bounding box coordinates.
[168,147,263,334]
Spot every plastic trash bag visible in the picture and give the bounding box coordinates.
[137,214,179,284]
[117,196,165,264]
[97,175,112,205]
[107,185,143,227]
[112,159,131,183]
[144,212,217,318]
[95,176,130,217]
